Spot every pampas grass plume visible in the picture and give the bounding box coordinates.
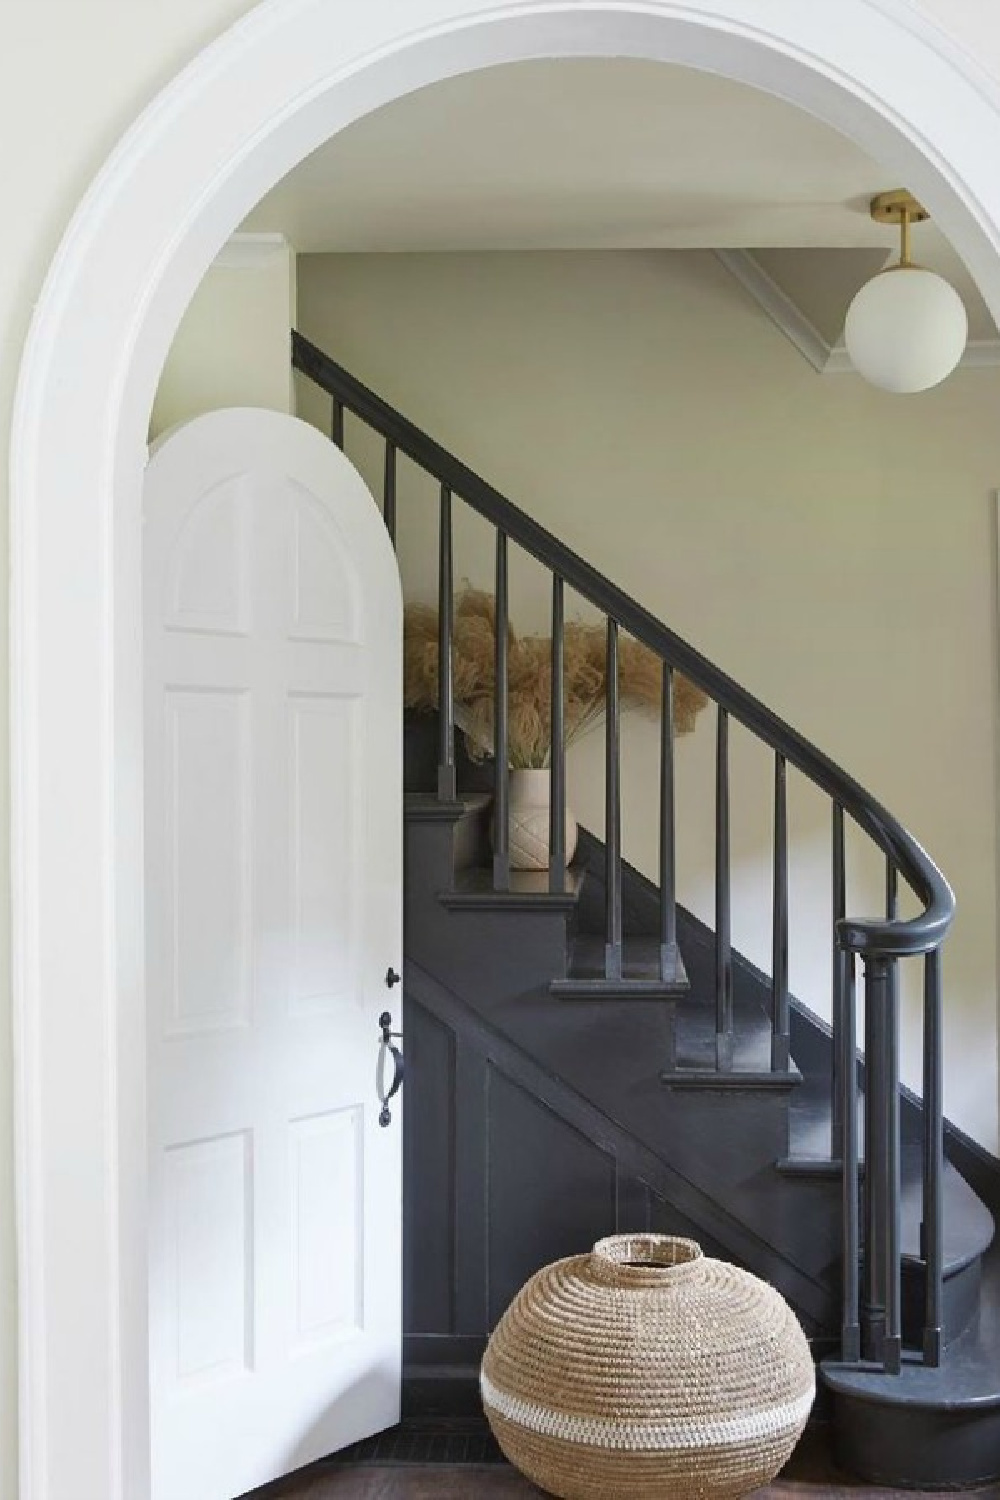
[404,588,707,767]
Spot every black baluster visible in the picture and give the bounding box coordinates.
[493,531,509,890]
[549,577,566,893]
[437,485,456,802]
[840,945,861,1361]
[863,952,888,1365]
[659,663,677,981]
[883,861,902,1371]
[772,753,789,1072]
[605,619,622,980]
[383,440,397,547]
[832,803,847,1146]
[922,947,944,1366]
[715,706,733,1071]
[331,397,345,450]
[884,951,902,1375]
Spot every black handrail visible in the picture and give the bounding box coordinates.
[293,329,954,963]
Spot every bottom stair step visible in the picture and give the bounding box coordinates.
[822,1243,1000,1489]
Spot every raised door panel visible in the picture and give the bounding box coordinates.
[289,1107,365,1350]
[288,694,362,1017]
[165,475,250,637]
[163,1131,254,1387]
[163,688,252,1037]
[289,485,360,645]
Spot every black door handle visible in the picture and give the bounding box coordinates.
[377,1010,404,1128]
[386,966,401,988]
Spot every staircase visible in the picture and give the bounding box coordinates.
[293,331,1000,1490]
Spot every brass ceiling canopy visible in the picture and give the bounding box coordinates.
[869,189,929,267]
[869,188,929,226]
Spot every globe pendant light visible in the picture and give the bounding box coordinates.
[844,190,968,393]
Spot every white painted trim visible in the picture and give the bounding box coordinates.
[960,338,1000,368]
[994,489,1000,1172]
[12,4,1000,1499]
[715,249,831,373]
[212,230,293,269]
[718,249,1000,374]
[823,343,856,375]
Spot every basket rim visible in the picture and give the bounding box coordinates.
[589,1234,704,1286]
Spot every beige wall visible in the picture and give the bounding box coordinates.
[297,247,1000,1151]
[150,236,297,440]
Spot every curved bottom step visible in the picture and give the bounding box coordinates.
[822,1333,1000,1489]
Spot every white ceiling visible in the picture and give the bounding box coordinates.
[244,57,996,340]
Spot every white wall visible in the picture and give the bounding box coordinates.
[150,235,297,440]
[913,2,1000,81]
[0,4,261,1495]
[297,247,1000,1151]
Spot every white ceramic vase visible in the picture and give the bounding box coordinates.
[505,767,578,872]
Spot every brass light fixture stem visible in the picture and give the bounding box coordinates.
[899,206,912,268]
[869,189,928,270]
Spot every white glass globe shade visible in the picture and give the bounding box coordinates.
[844,266,968,393]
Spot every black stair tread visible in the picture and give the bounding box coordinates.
[405,791,492,822]
[666,983,794,1077]
[779,1158,993,1274]
[551,933,689,998]
[440,865,585,910]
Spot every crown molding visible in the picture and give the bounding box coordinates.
[716,249,1000,375]
[959,338,1000,369]
[822,344,854,374]
[715,249,830,373]
[212,231,292,269]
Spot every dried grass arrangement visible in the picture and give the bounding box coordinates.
[404,589,707,769]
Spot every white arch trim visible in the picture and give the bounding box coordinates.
[11,3,1000,1497]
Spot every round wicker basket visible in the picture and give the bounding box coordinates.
[481,1234,815,1500]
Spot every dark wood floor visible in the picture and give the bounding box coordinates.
[257,1428,1000,1498]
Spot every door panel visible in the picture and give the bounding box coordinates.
[144,410,402,1500]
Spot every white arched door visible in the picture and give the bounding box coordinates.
[143,410,402,1500]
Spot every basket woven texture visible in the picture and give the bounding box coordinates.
[481,1234,815,1500]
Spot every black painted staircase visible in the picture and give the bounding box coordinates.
[293,333,1000,1490]
[402,782,1000,1488]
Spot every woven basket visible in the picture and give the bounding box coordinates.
[481,1234,815,1500]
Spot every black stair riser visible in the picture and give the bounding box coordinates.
[827,1388,1000,1489]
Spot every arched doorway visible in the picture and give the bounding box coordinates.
[12,4,1000,1496]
